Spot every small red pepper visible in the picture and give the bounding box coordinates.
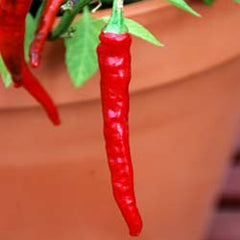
[30,0,64,68]
[97,0,143,236]
[0,0,60,125]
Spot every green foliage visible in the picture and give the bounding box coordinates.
[203,0,214,5]
[124,18,163,46]
[0,55,12,87]
[65,13,163,87]
[2,0,224,89]
[25,13,38,62]
[65,7,105,87]
[166,0,201,17]
[102,17,163,46]
[235,0,240,3]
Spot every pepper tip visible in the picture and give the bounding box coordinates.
[129,220,143,236]
[30,52,41,68]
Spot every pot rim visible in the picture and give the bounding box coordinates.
[0,0,239,111]
[92,0,170,19]
[52,0,170,28]
[0,0,173,111]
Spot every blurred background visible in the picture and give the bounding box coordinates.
[206,153,240,240]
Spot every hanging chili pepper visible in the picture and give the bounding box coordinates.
[30,0,64,68]
[0,0,60,125]
[97,0,142,236]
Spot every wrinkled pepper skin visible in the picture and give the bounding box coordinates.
[97,32,142,236]
[0,0,60,125]
[30,0,64,68]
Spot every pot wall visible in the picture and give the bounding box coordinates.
[1,57,240,240]
[0,0,240,240]
[0,0,239,108]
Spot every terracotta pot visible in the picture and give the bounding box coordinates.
[0,0,240,239]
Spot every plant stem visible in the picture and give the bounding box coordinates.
[104,0,127,34]
[203,0,214,6]
[48,0,91,40]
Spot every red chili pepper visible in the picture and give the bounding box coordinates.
[97,31,142,236]
[30,0,64,68]
[0,0,60,125]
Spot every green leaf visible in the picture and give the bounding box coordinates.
[24,13,37,62]
[125,18,163,46]
[0,55,12,87]
[166,0,201,17]
[65,7,105,87]
[203,0,214,5]
[235,0,240,3]
[101,17,163,46]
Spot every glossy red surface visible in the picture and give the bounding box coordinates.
[97,32,142,236]
[0,0,60,125]
[0,1,239,239]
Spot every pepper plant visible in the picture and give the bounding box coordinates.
[0,0,239,236]
[0,0,214,88]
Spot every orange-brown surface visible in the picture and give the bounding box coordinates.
[0,0,240,239]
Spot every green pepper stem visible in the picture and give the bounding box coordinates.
[104,0,127,34]
[48,0,91,40]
